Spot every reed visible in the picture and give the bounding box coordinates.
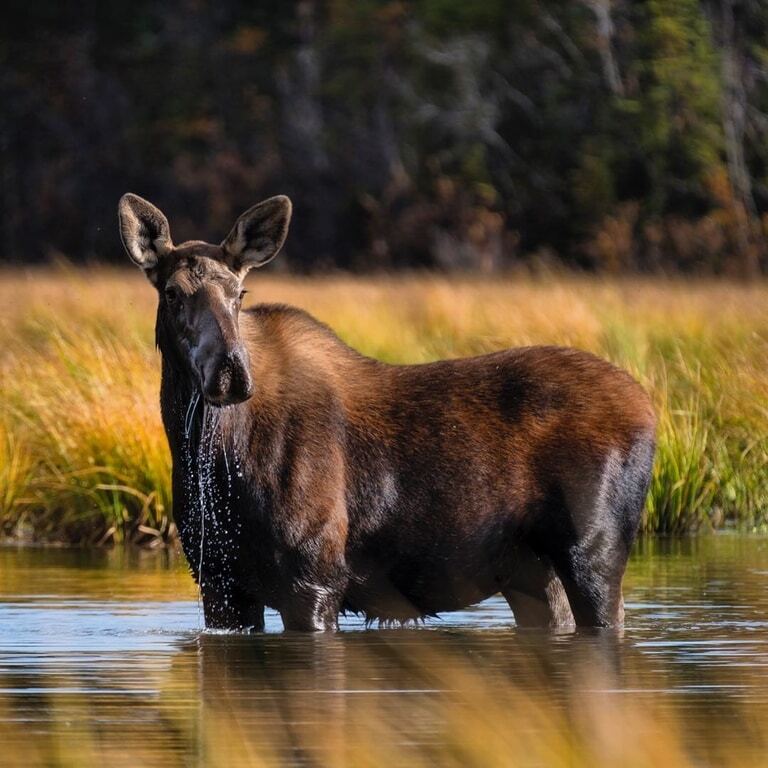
[0,638,766,767]
[1,268,766,543]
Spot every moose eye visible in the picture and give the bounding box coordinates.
[239,289,248,302]
[165,287,179,305]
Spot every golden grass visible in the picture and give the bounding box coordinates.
[0,267,766,542]
[1,638,767,767]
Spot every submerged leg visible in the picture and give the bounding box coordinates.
[503,548,574,629]
[550,438,654,628]
[201,580,265,631]
[550,540,626,628]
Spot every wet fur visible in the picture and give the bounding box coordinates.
[157,259,656,631]
[118,193,656,632]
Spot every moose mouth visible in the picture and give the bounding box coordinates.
[183,375,251,447]
[196,351,254,407]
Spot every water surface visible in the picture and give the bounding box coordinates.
[1,536,767,764]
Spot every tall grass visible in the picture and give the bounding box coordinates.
[1,638,767,767]
[0,268,766,543]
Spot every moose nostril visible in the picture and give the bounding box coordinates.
[201,348,252,405]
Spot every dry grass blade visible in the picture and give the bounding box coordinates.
[0,269,766,543]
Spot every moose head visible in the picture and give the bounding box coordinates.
[118,193,292,405]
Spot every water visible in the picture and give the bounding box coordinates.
[181,394,243,627]
[1,536,767,764]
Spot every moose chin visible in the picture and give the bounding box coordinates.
[118,192,656,632]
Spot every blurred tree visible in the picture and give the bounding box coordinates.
[703,0,768,276]
[628,0,723,218]
[0,0,764,274]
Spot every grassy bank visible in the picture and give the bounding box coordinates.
[0,268,766,544]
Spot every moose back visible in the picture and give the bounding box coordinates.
[119,193,656,631]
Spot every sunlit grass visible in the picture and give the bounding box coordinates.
[0,268,766,543]
[1,638,767,767]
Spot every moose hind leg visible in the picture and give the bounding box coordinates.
[550,540,626,628]
[552,438,655,628]
[503,548,574,629]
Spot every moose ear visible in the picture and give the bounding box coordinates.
[118,193,173,276]
[222,195,292,274]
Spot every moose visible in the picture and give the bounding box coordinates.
[119,193,656,632]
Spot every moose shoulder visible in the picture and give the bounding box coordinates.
[119,193,656,632]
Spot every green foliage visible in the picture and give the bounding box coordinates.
[645,389,717,533]
[2,1,766,273]
[1,271,766,544]
[628,0,724,214]
[415,0,509,36]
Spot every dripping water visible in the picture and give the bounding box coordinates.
[181,391,241,629]
[196,401,216,600]
[184,390,200,439]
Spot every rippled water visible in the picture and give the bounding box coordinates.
[1,536,767,764]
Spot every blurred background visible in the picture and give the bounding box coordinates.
[2,6,768,767]
[3,0,768,275]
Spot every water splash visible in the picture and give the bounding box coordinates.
[180,393,241,629]
[196,401,217,597]
[184,390,200,438]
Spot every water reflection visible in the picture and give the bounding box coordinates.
[0,536,767,764]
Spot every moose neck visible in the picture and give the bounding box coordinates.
[160,354,200,453]
[156,305,198,457]
[157,327,257,475]
[155,313,231,464]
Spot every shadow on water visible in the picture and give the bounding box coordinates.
[1,535,767,764]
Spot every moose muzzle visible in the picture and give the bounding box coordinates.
[201,347,253,405]
[192,299,254,406]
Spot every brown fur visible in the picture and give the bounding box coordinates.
[119,193,657,631]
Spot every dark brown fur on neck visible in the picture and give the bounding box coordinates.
[119,192,656,631]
